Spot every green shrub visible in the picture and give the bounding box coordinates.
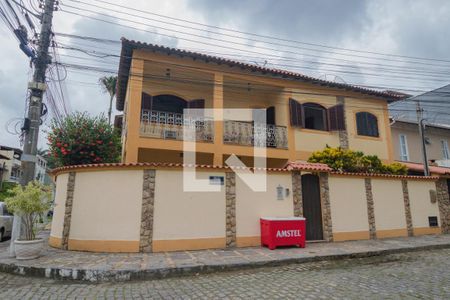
[308,146,407,175]
[0,182,18,202]
[4,181,52,240]
[47,112,121,167]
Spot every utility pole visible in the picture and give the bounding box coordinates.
[10,0,56,257]
[416,101,430,176]
[20,0,56,186]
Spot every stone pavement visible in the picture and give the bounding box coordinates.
[0,248,449,299]
[0,231,449,282]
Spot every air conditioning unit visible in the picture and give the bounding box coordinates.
[164,130,177,139]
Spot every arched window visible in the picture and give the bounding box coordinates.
[356,112,379,137]
[152,94,187,114]
[303,103,327,131]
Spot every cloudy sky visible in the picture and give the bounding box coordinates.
[1,0,450,150]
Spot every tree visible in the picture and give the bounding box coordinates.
[5,181,52,240]
[47,112,121,167]
[99,75,117,124]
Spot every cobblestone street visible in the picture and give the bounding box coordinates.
[0,248,449,299]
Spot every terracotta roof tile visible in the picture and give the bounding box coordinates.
[52,160,333,174]
[285,161,332,172]
[331,171,438,180]
[400,161,450,176]
[116,38,407,111]
[51,161,441,180]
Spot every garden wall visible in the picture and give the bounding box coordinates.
[49,165,447,253]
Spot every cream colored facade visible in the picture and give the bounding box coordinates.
[371,179,408,238]
[391,120,450,166]
[235,173,294,246]
[408,180,442,235]
[49,166,444,253]
[328,177,370,241]
[117,41,399,169]
[153,170,226,251]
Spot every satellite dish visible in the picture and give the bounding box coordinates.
[318,74,347,84]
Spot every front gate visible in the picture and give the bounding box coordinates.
[301,174,323,240]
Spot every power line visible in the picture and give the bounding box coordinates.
[65,0,450,68]
[54,42,450,98]
[56,61,450,117]
[60,3,450,73]
[73,0,450,64]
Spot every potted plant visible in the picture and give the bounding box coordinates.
[5,181,51,260]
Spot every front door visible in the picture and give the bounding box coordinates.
[301,174,323,240]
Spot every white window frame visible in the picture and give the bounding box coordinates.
[399,134,409,161]
[441,140,450,160]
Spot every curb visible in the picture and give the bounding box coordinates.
[1,243,449,282]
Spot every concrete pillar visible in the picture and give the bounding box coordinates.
[336,96,349,149]
[213,73,224,166]
[139,169,156,252]
[124,58,144,163]
[401,180,414,237]
[61,172,76,250]
[364,178,377,239]
[225,172,236,247]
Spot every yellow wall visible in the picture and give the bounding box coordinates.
[371,179,407,237]
[121,50,394,165]
[235,173,294,245]
[408,180,441,231]
[346,98,391,160]
[49,173,68,240]
[328,177,369,241]
[69,170,143,246]
[152,170,226,251]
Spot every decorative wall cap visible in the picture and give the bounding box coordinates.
[50,161,443,180]
[330,171,439,180]
[285,161,332,172]
[400,161,450,176]
[51,161,333,175]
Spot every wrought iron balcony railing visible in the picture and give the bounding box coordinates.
[140,110,288,149]
[223,120,288,149]
[140,110,214,142]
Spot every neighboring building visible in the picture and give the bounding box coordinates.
[0,146,23,184]
[0,145,49,184]
[391,120,450,167]
[116,39,405,167]
[35,155,48,184]
[389,84,450,125]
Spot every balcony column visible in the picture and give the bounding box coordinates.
[124,58,144,163]
[213,73,224,166]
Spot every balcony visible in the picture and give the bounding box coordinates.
[139,110,288,149]
[140,110,214,142]
[223,120,288,149]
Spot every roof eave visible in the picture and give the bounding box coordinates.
[115,38,406,111]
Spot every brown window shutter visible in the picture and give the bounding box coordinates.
[289,98,303,127]
[141,92,153,110]
[328,104,345,131]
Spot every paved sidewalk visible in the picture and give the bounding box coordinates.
[0,231,449,282]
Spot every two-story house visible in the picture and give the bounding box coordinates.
[391,119,450,167]
[115,38,405,167]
